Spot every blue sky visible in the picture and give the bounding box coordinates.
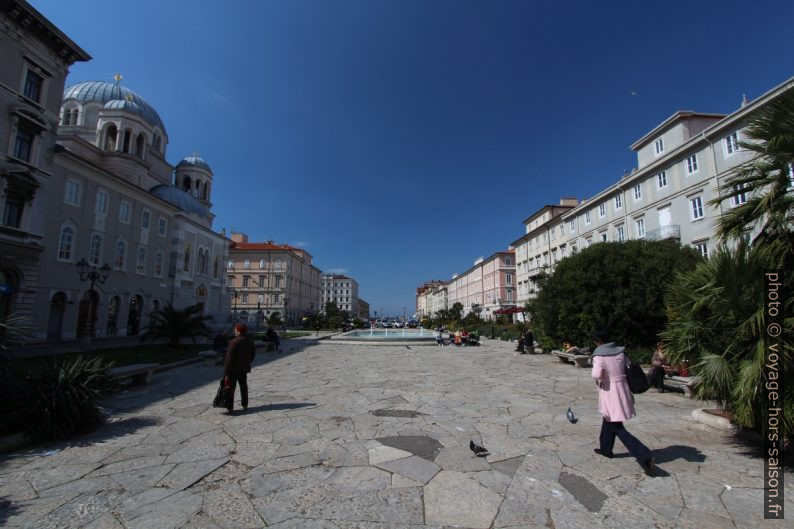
[33,0,794,317]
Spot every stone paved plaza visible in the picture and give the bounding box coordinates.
[1,336,791,528]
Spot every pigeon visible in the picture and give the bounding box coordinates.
[470,440,489,457]
[566,407,578,424]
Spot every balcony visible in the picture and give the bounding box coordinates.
[645,224,681,241]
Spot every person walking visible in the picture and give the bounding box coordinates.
[223,323,256,414]
[591,328,655,474]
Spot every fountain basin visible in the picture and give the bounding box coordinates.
[330,328,437,344]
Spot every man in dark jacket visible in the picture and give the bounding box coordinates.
[224,323,256,413]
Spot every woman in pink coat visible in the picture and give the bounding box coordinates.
[591,329,655,474]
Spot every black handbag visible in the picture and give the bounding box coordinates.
[625,357,650,394]
[212,378,228,408]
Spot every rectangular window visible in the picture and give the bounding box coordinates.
[686,154,698,175]
[227,275,234,286]
[88,234,102,265]
[136,247,147,274]
[2,192,25,228]
[141,209,151,229]
[259,258,265,268]
[694,241,709,258]
[731,184,748,206]
[243,259,250,269]
[241,293,248,304]
[23,68,44,102]
[119,200,131,223]
[616,225,625,242]
[656,171,667,189]
[505,257,511,265]
[506,273,512,284]
[600,232,607,242]
[13,124,35,162]
[258,274,265,286]
[273,293,280,303]
[275,276,282,287]
[155,252,164,277]
[724,132,739,155]
[635,218,645,238]
[585,211,591,224]
[95,190,108,215]
[242,275,250,287]
[157,217,167,236]
[227,260,234,269]
[690,196,704,220]
[569,219,575,233]
[598,203,606,217]
[633,184,642,201]
[507,290,512,302]
[654,137,664,155]
[585,237,592,247]
[614,194,622,210]
[64,179,80,206]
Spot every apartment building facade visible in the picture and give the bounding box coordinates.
[321,273,364,318]
[415,280,444,317]
[228,233,322,327]
[0,0,90,332]
[447,249,516,320]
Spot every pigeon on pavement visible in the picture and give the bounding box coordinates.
[566,407,578,424]
[470,440,489,457]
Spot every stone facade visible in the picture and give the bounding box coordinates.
[0,0,90,331]
[321,274,363,318]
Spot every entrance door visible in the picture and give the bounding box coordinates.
[76,291,98,338]
[658,207,672,238]
[47,292,67,340]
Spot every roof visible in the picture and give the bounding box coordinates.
[230,242,310,256]
[149,184,209,219]
[3,1,91,64]
[176,154,212,174]
[630,111,726,151]
[63,81,166,132]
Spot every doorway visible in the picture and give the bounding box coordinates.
[47,292,67,340]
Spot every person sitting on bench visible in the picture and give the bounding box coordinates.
[264,326,281,351]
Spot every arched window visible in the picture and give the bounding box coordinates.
[62,109,71,126]
[71,109,79,125]
[154,251,164,277]
[104,125,118,151]
[202,182,209,199]
[136,246,147,274]
[197,248,206,275]
[194,179,201,198]
[122,130,131,153]
[135,133,145,157]
[182,176,191,193]
[88,233,103,265]
[114,240,127,270]
[58,225,75,261]
[183,244,191,272]
[213,255,219,279]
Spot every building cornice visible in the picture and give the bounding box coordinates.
[2,0,91,64]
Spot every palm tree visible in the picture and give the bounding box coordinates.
[140,303,212,348]
[710,86,794,266]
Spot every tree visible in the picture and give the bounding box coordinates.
[710,87,794,267]
[324,301,345,330]
[663,87,794,440]
[449,303,463,322]
[267,311,283,329]
[528,240,701,348]
[140,303,213,348]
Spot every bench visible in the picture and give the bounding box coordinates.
[551,350,575,363]
[667,375,698,398]
[551,347,591,366]
[109,363,159,385]
[573,355,591,368]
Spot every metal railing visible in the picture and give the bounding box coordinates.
[645,224,681,241]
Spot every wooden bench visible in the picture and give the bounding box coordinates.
[109,363,159,385]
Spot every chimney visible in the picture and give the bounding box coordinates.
[231,232,248,243]
[741,94,749,108]
[559,197,578,207]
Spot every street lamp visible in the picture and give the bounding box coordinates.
[75,258,111,344]
[229,287,240,321]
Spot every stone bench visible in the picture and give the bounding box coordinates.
[667,375,698,398]
[573,355,591,368]
[551,350,575,363]
[109,363,159,385]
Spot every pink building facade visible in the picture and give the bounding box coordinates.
[447,249,516,321]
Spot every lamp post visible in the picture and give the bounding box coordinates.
[229,287,239,321]
[283,297,289,329]
[75,258,111,344]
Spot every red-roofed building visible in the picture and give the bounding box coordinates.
[228,232,322,326]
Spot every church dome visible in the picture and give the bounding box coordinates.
[150,184,210,219]
[63,81,166,132]
[176,154,212,174]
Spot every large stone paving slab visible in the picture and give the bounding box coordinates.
[1,335,792,528]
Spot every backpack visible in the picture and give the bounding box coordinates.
[625,356,650,394]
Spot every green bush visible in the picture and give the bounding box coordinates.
[528,240,702,349]
[2,355,117,441]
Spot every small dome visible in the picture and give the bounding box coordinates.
[150,184,210,219]
[63,81,166,132]
[176,154,212,174]
[103,98,147,120]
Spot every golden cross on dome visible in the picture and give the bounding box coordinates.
[124,94,133,102]
[113,73,123,83]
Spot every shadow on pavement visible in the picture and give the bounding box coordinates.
[653,444,706,464]
[0,497,19,525]
[239,402,317,414]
